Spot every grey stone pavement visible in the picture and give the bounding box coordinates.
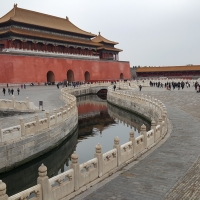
[0,85,65,128]
[76,86,200,200]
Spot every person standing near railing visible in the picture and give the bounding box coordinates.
[113,84,116,91]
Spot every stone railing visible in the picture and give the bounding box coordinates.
[2,48,99,60]
[0,96,37,111]
[0,85,169,200]
[0,89,78,172]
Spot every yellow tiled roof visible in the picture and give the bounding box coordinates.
[136,66,200,72]
[0,27,101,47]
[92,32,118,45]
[0,5,96,37]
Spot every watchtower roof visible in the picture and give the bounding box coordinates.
[92,32,118,45]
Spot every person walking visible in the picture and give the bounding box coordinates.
[113,84,116,91]
[139,85,142,91]
[11,88,14,95]
[8,88,10,95]
[2,88,5,96]
[17,88,20,95]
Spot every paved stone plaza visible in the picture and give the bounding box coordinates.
[0,85,65,128]
[1,85,200,199]
[76,86,200,200]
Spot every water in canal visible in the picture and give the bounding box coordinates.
[0,94,150,196]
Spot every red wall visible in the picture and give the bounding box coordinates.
[0,54,131,84]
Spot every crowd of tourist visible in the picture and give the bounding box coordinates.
[2,79,200,96]
[2,87,21,96]
[149,80,200,92]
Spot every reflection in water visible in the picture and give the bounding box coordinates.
[75,94,151,164]
[107,103,151,132]
[0,94,150,196]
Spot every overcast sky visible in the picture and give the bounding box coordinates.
[1,0,200,67]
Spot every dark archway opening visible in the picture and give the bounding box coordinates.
[67,70,74,82]
[84,71,90,82]
[120,73,124,79]
[97,89,107,100]
[47,71,55,83]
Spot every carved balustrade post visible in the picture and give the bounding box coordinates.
[26,97,29,109]
[35,114,39,133]
[54,109,57,124]
[162,113,167,133]
[0,180,8,200]
[19,117,25,137]
[64,105,68,119]
[60,107,64,121]
[129,131,136,156]
[141,124,147,149]
[94,143,103,177]
[113,136,121,167]
[158,118,163,136]
[145,95,147,106]
[70,152,80,191]
[151,120,156,143]
[162,112,166,123]
[155,99,157,112]
[164,110,167,123]
[37,164,52,200]
[46,111,50,128]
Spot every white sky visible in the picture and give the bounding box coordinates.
[1,0,200,67]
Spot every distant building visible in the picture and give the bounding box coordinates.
[136,65,200,79]
[0,4,131,84]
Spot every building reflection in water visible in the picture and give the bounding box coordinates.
[0,93,150,196]
[76,94,150,164]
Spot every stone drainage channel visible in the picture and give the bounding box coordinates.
[0,94,151,196]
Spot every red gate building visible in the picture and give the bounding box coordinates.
[0,4,131,84]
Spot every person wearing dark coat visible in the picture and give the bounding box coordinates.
[139,85,142,91]
[113,84,116,91]
[17,88,20,95]
[2,88,5,96]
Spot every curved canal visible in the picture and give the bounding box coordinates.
[0,94,151,196]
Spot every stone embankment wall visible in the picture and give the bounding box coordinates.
[0,96,37,111]
[0,89,78,173]
[0,85,168,200]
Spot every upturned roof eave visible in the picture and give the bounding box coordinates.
[2,18,97,38]
[0,27,101,47]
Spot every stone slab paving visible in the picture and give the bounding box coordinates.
[165,156,200,200]
[79,87,200,200]
[0,85,65,128]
